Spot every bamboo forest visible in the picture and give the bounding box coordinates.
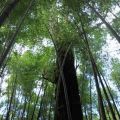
[1,0,120,120]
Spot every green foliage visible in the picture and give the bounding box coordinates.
[111,58,120,85]
[0,0,120,119]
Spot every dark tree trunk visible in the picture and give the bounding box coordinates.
[78,17,107,120]
[31,82,43,120]
[84,106,89,120]
[55,45,83,120]
[115,1,120,8]
[0,0,34,69]
[26,92,32,120]
[5,75,17,120]
[105,106,112,120]
[0,0,20,27]
[91,62,107,120]
[48,97,52,120]
[101,74,120,119]
[21,97,27,120]
[89,78,92,120]
[37,84,47,120]
[88,4,120,43]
